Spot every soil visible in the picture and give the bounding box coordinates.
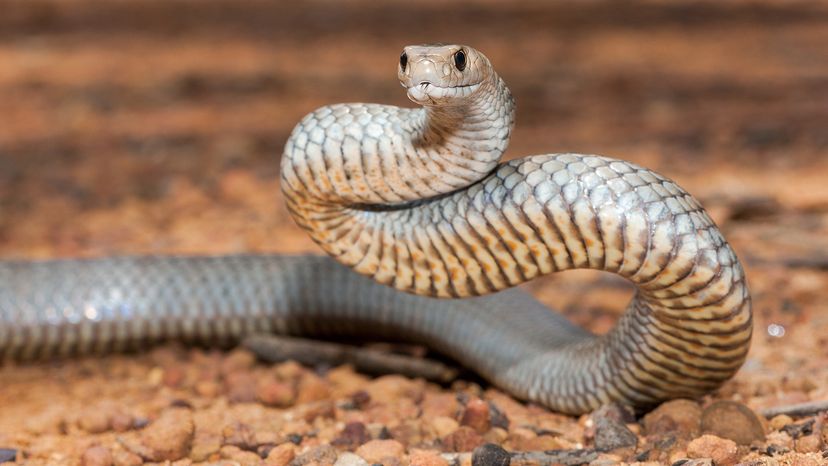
[1,1,827,465]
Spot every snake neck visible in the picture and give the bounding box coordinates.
[281,73,515,209]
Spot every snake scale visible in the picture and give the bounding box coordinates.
[0,44,752,414]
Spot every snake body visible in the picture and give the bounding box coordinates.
[0,45,751,414]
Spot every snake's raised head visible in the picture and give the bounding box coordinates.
[398,44,492,106]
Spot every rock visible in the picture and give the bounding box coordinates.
[700,400,765,445]
[488,402,510,430]
[642,399,702,439]
[82,446,114,466]
[332,422,369,448]
[226,371,258,403]
[0,449,17,463]
[765,430,794,450]
[296,372,331,404]
[355,439,405,463]
[686,435,739,466]
[430,416,459,438]
[111,449,143,466]
[78,406,114,434]
[221,348,257,374]
[264,443,295,466]
[334,452,369,466]
[421,393,459,419]
[795,434,822,453]
[220,445,263,466]
[460,398,490,433]
[471,444,510,466]
[594,416,638,452]
[129,408,195,461]
[409,449,449,466]
[291,445,338,466]
[441,426,485,452]
[257,377,295,407]
[768,415,794,431]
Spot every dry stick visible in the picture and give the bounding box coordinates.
[443,444,600,466]
[760,399,828,419]
[242,334,458,383]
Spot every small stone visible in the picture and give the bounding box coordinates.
[221,348,257,374]
[460,398,490,433]
[700,400,765,445]
[686,435,739,466]
[768,414,794,431]
[82,446,113,466]
[471,444,510,466]
[257,378,295,407]
[795,433,822,453]
[111,449,143,466]
[0,449,17,463]
[430,416,459,438]
[521,434,563,451]
[643,399,702,439]
[195,380,222,398]
[765,430,794,450]
[264,443,295,466]
[225,371,258,403]
[291,445,337,466]
[332,422,369,448]
[441,426,485,452]
[220,445,263,466]
[421,393,459,419]
[130,408,194,461]
[111,412,135,433]
[673,460,713,466]
[355,439,405,463]
[334,452,370,466]
[296,372,331,404]
[79,407,113,434]
[409,449,449,466]
[594,416,638,452]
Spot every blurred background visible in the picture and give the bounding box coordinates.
[0,0,827,382]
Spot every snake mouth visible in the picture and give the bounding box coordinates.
[406,82,481,104]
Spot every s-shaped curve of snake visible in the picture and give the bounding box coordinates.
[0,44,751,414]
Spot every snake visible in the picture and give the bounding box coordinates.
[0,44,752,415]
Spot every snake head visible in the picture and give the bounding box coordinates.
[398,44,491,106]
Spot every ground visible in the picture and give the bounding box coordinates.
[1,1,827,465]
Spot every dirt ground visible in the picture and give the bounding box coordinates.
[1,1,828,465]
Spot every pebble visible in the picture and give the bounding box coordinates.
[81,446,113,466]
[421,392,459,419]
[355,439,405,463]
[700,400,765,445]
[256,377,295,407]
[291,445,338,466]
[769,414,794,431]
[460,398,490,433]
[794,434,822,453]
[642,399,702,438]
[226,371,259,403]
[264,443,295,466]
[471,443,510,466]
[131,408,195,461]
[431,416,460,438]
[441,426,485,452]
[220,445,263,466]
[410,449,449,466]
[594,416,638,452]
[334,452,370,466]
[673,459,713,466]
[333,422,370,448]
[0,449,16,463]
[765,430,794,450]
[686,434,740,466]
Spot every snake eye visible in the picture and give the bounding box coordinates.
[454,50,466,71]
[400,52,408,71]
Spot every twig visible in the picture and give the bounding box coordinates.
[760,399,828,419]
[441,444,598,466]
[242,334,458,383]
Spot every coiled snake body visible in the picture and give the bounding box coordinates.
[0,45,751,414]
